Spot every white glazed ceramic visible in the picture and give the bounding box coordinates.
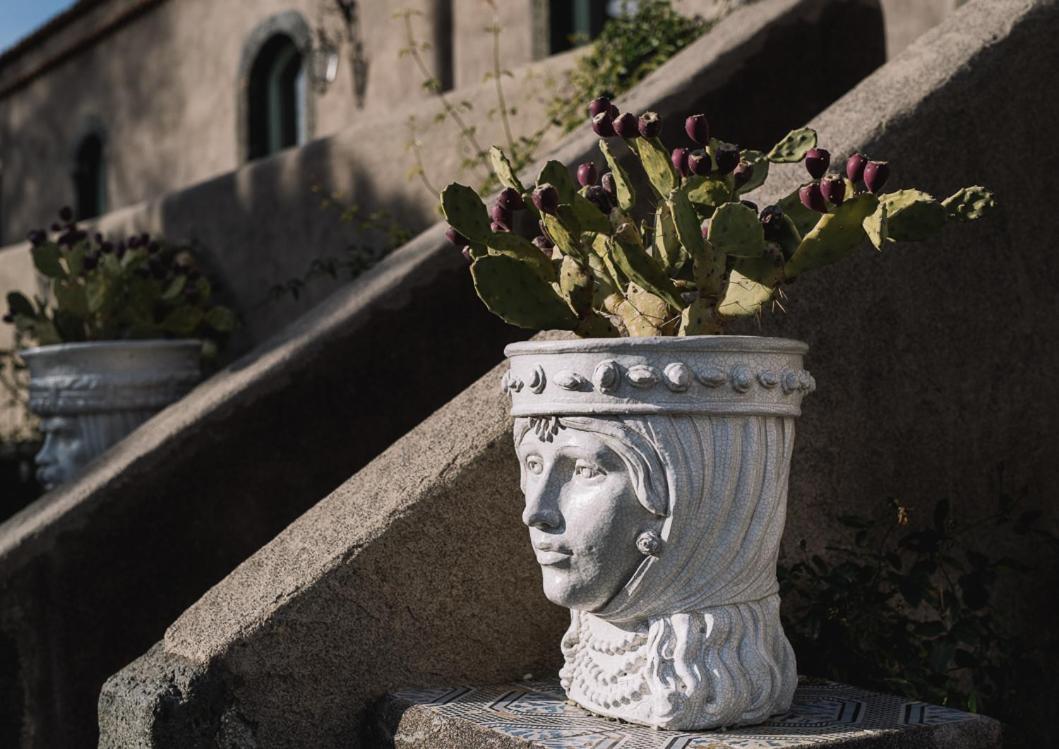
[21,340,202,489]
[503,336,814,730]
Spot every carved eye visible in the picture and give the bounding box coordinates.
[526,456,544,475]
[574,461,601,480]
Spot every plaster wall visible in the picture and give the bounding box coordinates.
[0,0,442,246]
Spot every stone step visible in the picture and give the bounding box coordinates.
[374,678,1001,749]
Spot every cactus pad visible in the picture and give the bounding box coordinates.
[679,298,721,335]
[541,205,583,259]
[736,150,769,194]
[486,232,557,281]
[880,189,947,242]
[610,224,683,310]
[471,254,579,330]
[777,185,823,237]
[718,269,774,317]
[942,185,996,222]
[441,183,491,241]
[653,203,685,271]
[572,192,613,234]
[537,161,577,204]
[575,312,620,338]
[766,127,818,163]
[599,139,637,211]
[629,136,678,197]
[708,202,766,258]
[686,176,731,211]
[559,255,594,316]
[862,203,889,250]
[489,146,524,192]
[784,193,878,278]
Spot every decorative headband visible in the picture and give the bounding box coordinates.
[503,337,814,417]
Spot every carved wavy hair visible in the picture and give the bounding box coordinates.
[515,413,798,729]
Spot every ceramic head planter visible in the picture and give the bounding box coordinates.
[22,340,202,489]
[505,336,814,730]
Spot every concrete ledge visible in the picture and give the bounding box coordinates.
[374,678,1002,748]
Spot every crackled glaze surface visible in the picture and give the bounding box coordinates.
[504,336,812,731]
[22,340,201,489]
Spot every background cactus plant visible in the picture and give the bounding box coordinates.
[441,109,996,337]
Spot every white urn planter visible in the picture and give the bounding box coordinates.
[502,335,815,731]
[21,339,202,490]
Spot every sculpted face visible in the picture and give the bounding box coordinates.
[35,416,90,490]
[517,425,656,611]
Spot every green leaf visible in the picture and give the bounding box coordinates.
[784,193,879,278]
[470,254,579,331]
[440,183,491,242]
[609,224,682,310]
[536,160,577,204]
[485,232,556,282]
[205,306,237,333]
[598,139,636,211]
[718,269,774,317]
[6,292,35,317]
[161,305,205,336]
[708,202,766,258]
[767,127,817,163]
[31,243,66,279]
[489,146,524,192]
[628,136,677,197]
[880,189,947,242]
[161,275,187,301]
[941,185,996,222]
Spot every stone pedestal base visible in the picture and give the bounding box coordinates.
[375,677,1001,748]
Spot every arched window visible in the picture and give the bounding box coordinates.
[549,0,624,54]
[246,34,307,160]
[73,133,106,221]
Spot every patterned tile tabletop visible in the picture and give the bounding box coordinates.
[384,678,1000,748]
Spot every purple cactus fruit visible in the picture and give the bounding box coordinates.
[614,112,639,138]
[59,206,73,222]
[820,175,846,206]
[714,144,740,175]
[804,148,830,179]
[497,186,524,211]
[490,221,509,233]
[759,204,784,238]
[588,96,611,118]
[638,111,661,138]
[82,253,99,271]
[490,202,513,231]
[577,162,598,187]
[688,150,711,176]
[50,223,61,232]
[733,160,752,188]
[608,103,619,119]
[592,112,616,137]
[685,114,709,145]
[600,171,616,198]
[2,313,12,324]
[671,147,691,177]
[26,229,45,246]
[700,219,710,239]
[846,152,868,184]
[532,235,554,255]
[445,226,469,249]
[532,183,560,215]
[863,161,890,193]
[461,247,473,263]
[585,185,612,214]
[799,183,828,213]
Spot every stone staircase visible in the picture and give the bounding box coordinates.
[93,1,1059,746]
[0,2,892,746]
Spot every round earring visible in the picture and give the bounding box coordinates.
[636,530,662,557]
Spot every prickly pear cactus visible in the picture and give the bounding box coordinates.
[437,103,996,338]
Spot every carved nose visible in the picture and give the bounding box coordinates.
[522,479,562,531]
